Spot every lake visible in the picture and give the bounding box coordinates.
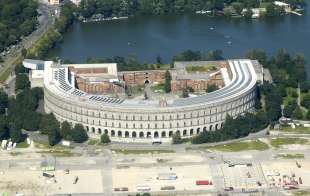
[51,6,310,74]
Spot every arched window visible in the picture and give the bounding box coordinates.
[139,132,144,138]
[197,128,200,134]
[169,131,173,137]
[132,132,137,138]
[161,132,166,138]
[111,130,115,137]
[190,129,193,135]
[183,129,187,136]
[154,132,159,138]
[117,131,122,137]
[147,132,152,138]
[125,131,129,138]
[98,128,102,134]
[104,129,108,135]
[92,127,95,133]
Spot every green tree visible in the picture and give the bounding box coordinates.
[39,114,60,135]
[10,124,23,143]
[0,91,8,114]
[60,121,72,140]
[164,70,172,93]
[100,133,111,144]
[292,106,303,119]
[182,88,189,98]
[245,49,267,65]
[15,74,30,92]
[206,84,219,93]
[0,115,8,140]
[72,124,88,143]
[48,128,61,146]
[172,132,182,144]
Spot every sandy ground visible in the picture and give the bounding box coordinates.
[0,169,103,195]
[112,164,214,193]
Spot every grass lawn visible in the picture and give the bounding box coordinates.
[281,125,310,134]
[270,138,309,148]
[88,139,99,145]
[111,149,175,155]
[16,141,30,148]
[208,140,269,152]
[294,190,310,196]
[37,149,73,157]
[10,152,22,156]
[276,153,304,159]
[186,64,217,73]
[151,84,165,92]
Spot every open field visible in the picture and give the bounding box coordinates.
[208,140,269,152]
[270,138,309,148]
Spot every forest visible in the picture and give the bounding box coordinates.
[0,0,38,52]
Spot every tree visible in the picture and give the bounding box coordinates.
[182,88,189,98]
[172,132,182,144]
[164,70,172,93]
[156,55,162,65]
[0,91,8,114]
[48,128,61,146]
[0,115,8,140]
[10,124,23,143]
[39,114,60,134]
[15,74,30,92]
[100,133,111,144]
[23,111,41,131]
[60,121,72,140]
[245,49,267,65]
[292,106,303,119]
[206,84,219,93]
[71,124,88,143]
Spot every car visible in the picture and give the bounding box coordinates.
[224,187,234,191]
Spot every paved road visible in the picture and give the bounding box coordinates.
[0,3,55,83]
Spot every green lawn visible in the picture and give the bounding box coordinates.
[276,153,304,159]
[281,125,310,134]
[151,84,165,92]
[186,64,217,73]
[294,190,310,196]
[208,140,269,152]
[37,149,73,157]
[270,138,309,148]
[16,141,30,148]
[111,149,175,155]
[88,139,99,145]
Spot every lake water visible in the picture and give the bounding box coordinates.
[52,6,310,74]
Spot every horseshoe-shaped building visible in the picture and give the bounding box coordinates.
[23,59,263,142]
